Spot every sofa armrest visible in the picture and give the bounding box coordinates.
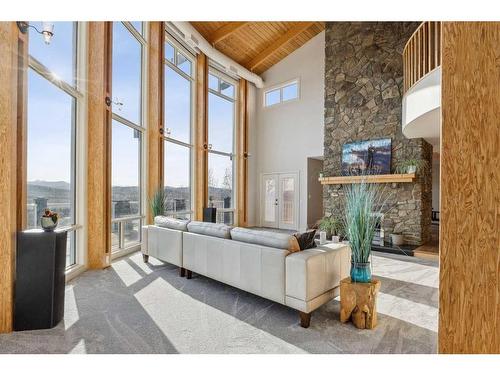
[285,243,350,305]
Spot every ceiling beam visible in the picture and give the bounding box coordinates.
[246,22,314,71]
[209,22,248,45]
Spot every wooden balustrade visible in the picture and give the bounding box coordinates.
[403,21,441,94]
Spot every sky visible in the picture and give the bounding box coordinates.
[28,21,235,191]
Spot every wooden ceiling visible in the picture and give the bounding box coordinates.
[190,22,325,75]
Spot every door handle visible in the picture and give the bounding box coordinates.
[275,199,278,206]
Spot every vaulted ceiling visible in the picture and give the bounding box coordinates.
[190,22,325,75]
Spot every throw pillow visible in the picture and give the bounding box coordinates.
[293,229,317,250]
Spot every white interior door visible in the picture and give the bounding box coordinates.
[261,172,299,230]
[261,174,279,228]
[278,173,298,230]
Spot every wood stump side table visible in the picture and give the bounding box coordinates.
[340,277,381,329]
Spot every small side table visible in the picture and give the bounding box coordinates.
[340,277,381,329]
[15,229,68,331]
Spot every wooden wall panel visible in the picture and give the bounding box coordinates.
[439,22,500,354]
[147,22,164,223]
[194,53,208,220]
[237,78,248,227]
[87,22,112,269]
[0,22,19,334]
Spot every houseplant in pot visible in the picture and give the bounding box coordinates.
[149,188,167,218]
[318,216,344,242]
[394,157,429,174]
[41,209,59,232]
[343,182,391,282]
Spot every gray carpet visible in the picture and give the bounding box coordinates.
[0,251,438,354]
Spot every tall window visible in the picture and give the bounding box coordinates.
[207,69,237,224]
[27,22,82,268]
[111,22,146,253]
[163,36,195,219]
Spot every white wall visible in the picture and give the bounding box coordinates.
[248,31,325,231]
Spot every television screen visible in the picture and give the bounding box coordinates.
[341,138,392,175]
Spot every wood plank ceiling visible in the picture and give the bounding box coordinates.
[190,22,325,75]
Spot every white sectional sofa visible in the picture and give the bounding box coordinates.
[141,217,350,328]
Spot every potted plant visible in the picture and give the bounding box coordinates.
[343,182,391,282]
[318,171,324,179]
[41,209,59,232]
[390,232,405,246]
[318,216,344,242]
[394,158,429,174]
[149,188,167,218]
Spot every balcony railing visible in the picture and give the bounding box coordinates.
[403,21,442,94]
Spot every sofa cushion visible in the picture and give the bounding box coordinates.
[230,227,301,252]
[293,229,317,250]
[187,221,232,239]
[154,216,189,231]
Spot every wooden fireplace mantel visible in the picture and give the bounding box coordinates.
[319,173,415,185]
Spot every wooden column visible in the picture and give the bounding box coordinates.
[87,22,112,269]
[0,22,24,333]
[439,22,500,353]
[147,22,164,223]
[194,53,208,221]
[237,78,249,227]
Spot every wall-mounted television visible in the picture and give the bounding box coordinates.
[341,138,392,175]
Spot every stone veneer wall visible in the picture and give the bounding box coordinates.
[323,22,432,245]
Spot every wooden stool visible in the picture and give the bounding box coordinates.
[340,277,381,329]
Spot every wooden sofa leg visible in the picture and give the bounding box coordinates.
[186,270,192,279]
[179,267,186,277]
[142,254,149,263]
[299,312,311,328]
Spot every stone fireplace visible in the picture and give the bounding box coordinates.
[323,22,432,246]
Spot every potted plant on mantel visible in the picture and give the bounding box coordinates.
[318,216,344,243]
[394,157,429,174]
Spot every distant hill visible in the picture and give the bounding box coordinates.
[28,180,70,190]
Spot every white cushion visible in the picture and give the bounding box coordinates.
[187,221,232,239]
[230,227,298,250]
[154,216,189,231]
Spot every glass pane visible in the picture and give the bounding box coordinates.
[208,153,233,217]
[281,177,295,225]
[29,22,76,86]
[208,74,219,91]
[164,141,191,214]
[220,80,234,98]
[176,51,192,76]
[27,69,75,230]
[165,65,191,143]
[124,219,141,248]
[111,120,141,219]
[111,221,119,250]
[165,42,175,64]
[216,211,233,225]
[264,178,276,223]
[66,231,76,267]
[112,22,142,124]
[265,89,280,106]
[282,82,298,101]
[130,22,142,35]
[208,92,234,153]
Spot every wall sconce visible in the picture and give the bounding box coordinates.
[17,22,54,44]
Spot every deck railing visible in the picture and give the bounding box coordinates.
[403,21,442,94]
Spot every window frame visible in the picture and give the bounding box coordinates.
[207,66,239,224]
[163,32,196,219]
[26,22,87,276]
[263,78,300,108]
[110,21,148,259]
